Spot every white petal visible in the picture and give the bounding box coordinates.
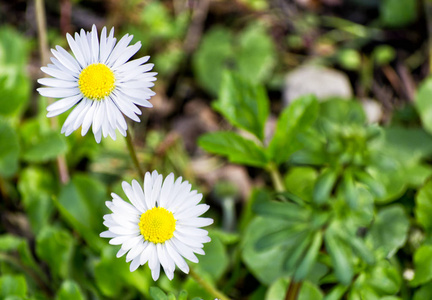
[81,101,97,135]
[115,55,150,73]
[66,33,86,68]
[159,173,174,208]
[175,204,209,220]
[130,255,141,272]
[166,241,189,274]
[112,42,141,69]
[90,24,99,63]
[41,66,76,81]
[178,217,213,228]
[132,179,148,211]
[38,78,77,88]
[37,87,80,98]
[51,46,80,74]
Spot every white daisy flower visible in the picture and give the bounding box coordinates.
[37,25,157,143]
[100,171,213,280]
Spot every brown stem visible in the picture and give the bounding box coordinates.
[35,0,70,184]
[125,131,145,179]
[285,281,302,300]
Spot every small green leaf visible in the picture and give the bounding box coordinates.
[0,234,23,252]
[416,180,432,232]
[341,170,358,209]
[416,76,432,135]
[255,224,309,251]
[150,287,168,300]
[355,170,386,199]
[213,71,269,141]
[325,227,353,285]
[295,231,323,280]
[413,282,432,300]
[0,119,19,177]
[35,226,74,279]
[0,275,27,298]
[367,205,409,258]
[268,95,319,165]
[56,280,84,300]
[193,27,233,95]
[236,22,276,84]
[313,168,338,205]
[20,121,68,163]
[253,200,310,221]
[198,131,268,167]
[18,167,55,234]
[411,245,432,286]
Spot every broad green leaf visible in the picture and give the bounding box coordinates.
[255,224,309,252]
[367,205,409,257]
[413,282,432,300]
[18,167,55,234]
[236,23,276,84]
[242,216,290,284]
[324,285,348,300]
[313,168,338,205]
[198,131,268,167]
[285,167,318,201]
[20,119,67,163]
[268,95,319,165]
[380,0,417,27]
[416,76,432,135]
[368,261,401,295]
[325,226,353,285]
[0,275,27,298]
[197,232,229,281]
[193,27,233,95]
[0,74,30,118]
[416,180,432,232]
[58,174,107,234]
[35,226,74,279]
[0,119,19,177]
[56,280,84,300]
[150,287,168,300]
[213,71,269,141]
[93,245,151,297]
[411,245,432,286]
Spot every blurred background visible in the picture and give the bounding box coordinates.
[0,0,431,299]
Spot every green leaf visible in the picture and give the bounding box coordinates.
[367,205,409,258]
[266,278,323,300]
[285,167,318,201]
[294,231,323,280]
[319,99,366,125]
[150,287,168,300]
[242,216,290,284]
[268,95,319,165]
[313,168,338,205]
[58,174,107,234]
[20,119,67,163]
[198,131,268,167]
[193,27,233,95]
[341,170,359,209]
[416,76,432,135]
[255,224,309,252]
[0,275,27,298]
[253,200,310,221]
[411,245,432,286]
[0,119,19,177]
[197,232,229,281]
[416,180,432,232]
[0,74,30,118]
[236,23,275,84]
[213,71,269,140]
[0,234,23,251]
[56,280,84,300]
[36,226,74,279]
[413,282,432,300]
[380,0,417,27]
[325,226,353,285]
[17,167,55,234]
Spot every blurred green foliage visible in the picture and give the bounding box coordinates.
[0,0,431,299]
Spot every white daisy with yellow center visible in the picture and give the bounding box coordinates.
[100,171,213,280]
[37,25,157,143]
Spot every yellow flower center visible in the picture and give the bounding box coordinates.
[139,207,176,244]
[78,63,115,100]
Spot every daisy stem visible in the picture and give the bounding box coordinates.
[35,0,70,184]
[125,132,145,179]
[189,267,230,300]
[267,163,303,300]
